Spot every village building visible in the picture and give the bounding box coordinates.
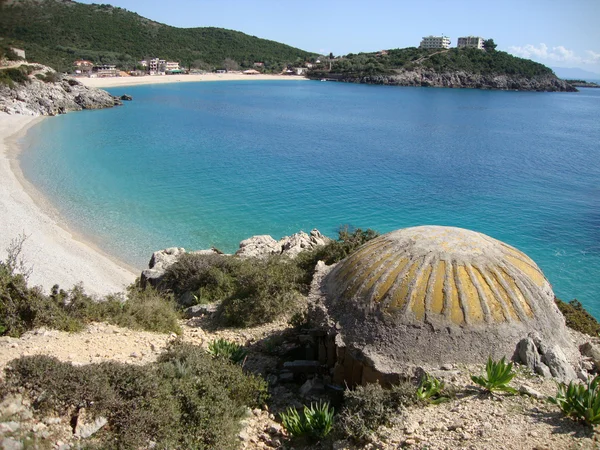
[73,59,94,75]
[419,35,451,49]
[457,36,485,49]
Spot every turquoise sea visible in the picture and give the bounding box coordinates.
[20,81,600,316]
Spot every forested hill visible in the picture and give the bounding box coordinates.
[313,46,555,78]
[0,0,317,72]
[308,46,576,91]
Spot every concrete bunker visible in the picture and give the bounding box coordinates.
[308,226,577,386]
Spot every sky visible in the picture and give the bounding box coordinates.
[79,0,600,74]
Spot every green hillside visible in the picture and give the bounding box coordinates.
[311,46,555,78]
[0,0,317,72]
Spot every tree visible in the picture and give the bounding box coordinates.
[483,39,497,52]
[222,58,239,71]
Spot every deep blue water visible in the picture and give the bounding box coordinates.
[20,81,600,316]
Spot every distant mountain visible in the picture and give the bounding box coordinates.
[551,67,600,82]
[0,0,317,72]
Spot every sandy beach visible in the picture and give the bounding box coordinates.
[79,72,308,88]
[0,113,136,296]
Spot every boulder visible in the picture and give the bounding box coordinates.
[74,408,108,439]
[235,235,279,258]
[516,334,577,383]
[120,94,133,101]
[236,229,330,259]
[140,247,185,289]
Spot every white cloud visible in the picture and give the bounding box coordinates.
[508,43,600,66]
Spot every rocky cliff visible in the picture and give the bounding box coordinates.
[320,70,577,92]
[0,65,122,116]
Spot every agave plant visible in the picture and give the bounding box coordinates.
[280,401,334,440]
[471,356,517,394]
[417,373,451,404]
[207,338,247,364]
[549,375,600,425]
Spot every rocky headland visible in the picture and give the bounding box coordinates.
[318,70,577,92]
[0,64,123,116]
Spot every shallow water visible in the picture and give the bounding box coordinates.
[20,81,600,316]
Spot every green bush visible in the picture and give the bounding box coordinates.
[161,253,238,300]
[0,66,31,87]
[549,375,600,425]
[0,241,181,337]
[556,298,600,337]
[207,338,247,364]
[217,255,305,327]
[337,382,416,441]
[2,342,269,449]
[471,357,517,394]
[280,401,335,440]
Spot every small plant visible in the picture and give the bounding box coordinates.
[207,338,247,364]
[549,375,600,425]
[416,373,451,404]
[280,401,335,440]
[471,357,517,394]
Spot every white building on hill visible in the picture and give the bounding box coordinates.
[419,36,451,49]
[457,36,485,49]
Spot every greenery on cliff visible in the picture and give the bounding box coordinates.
[310,46,555,79]
[0,0,316,72]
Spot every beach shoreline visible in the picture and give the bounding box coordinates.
[78,73,308,88]
[0,113,136,296]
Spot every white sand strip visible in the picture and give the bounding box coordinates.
[0,113,136,296]
[78,73,308,88]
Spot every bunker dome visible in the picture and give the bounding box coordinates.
[313,226,576,381]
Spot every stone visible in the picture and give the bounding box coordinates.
[517,336,542,370]
[74,408,108,439]
[268,423,282,434]
[120,94,133,101]
[184,304,218,318]
[0,438,23,450]
[0,421,20,433]
[519,385,544,399]
[299,378,325,397]
[542,345,577,383]
[140,247,186,288]
[236,229,330,259]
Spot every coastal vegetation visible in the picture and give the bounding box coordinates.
[0,237,181,337]
[1,342,269,449]
[556,298,600,337]
[0,0,317,72]
[549,375,600,426]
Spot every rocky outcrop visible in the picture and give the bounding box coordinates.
[236,229,330,259]
[318,70,577,92]
[516,333,578,383]
[140,229,330,288]
[0,65,123,116]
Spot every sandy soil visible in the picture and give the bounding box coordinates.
[78,73,308,88]
[0,113,136,296]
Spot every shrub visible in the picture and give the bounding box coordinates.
[0,239,181,337]
[556,298,600,337]
[549,375,600,425]
[207,338,247,364]
[471,357,517,394]
[2,342,269,449]
[337,382,416,441]
[280,401,335,440]
[161,253,238,300]
[0,67,31,87]
[218,256,305,327]
[416,373,452,404]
